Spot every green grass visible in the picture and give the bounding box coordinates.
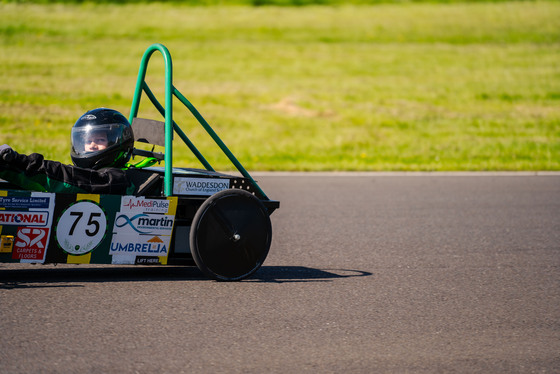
[1,1,559,171]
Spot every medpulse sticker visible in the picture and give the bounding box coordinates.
[55,200,107,256]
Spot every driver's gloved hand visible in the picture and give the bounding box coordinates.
[0,145,15,163]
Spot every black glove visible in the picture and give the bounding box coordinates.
[0,145,15,163]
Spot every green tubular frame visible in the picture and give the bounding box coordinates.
[128,43,268,200]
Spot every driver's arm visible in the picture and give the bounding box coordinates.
[0,146,135,195]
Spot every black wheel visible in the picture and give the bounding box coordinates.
[190,189,272,281]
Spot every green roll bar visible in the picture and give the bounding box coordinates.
[128,43,268,200]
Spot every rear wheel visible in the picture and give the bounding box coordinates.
[189,189,272,281]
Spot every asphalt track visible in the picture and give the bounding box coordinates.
[1,174,559,373]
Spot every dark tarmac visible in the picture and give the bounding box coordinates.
[1,174,559,373]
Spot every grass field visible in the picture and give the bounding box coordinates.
[1,1,559,171]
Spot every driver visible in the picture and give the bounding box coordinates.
[0,108,138,195]
[84,130,109,153]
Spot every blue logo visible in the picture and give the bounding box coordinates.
[115,214,174,234]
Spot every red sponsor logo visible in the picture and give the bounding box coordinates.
[0,211,48,226]
[13,227,49,260]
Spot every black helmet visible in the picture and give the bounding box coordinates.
[71,108,134,170]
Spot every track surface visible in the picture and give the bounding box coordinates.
[1,174,559,373]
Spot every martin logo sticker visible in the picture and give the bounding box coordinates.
[113,213,174,235]
[110,196,177,263]
[110,214,175,257]
[56,201,107,256]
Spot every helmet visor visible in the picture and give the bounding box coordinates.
[71,123,123,156]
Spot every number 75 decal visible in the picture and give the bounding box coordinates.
[56,201,107,256]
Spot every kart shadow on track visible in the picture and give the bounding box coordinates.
[0,265,372,288]
[251,266,372,283]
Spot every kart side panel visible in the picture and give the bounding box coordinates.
[0,187,277,267]
[0,189,179,266]
[0,169,278,271]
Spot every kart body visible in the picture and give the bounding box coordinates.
[0,44,279,281]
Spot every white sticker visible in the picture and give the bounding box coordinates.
[173,177,230,196]
[112,213,174,236]
[109,234,170,256]
[109,213,175,257]
[56,201,107,256]
[0,211,49,226]
[0,192,56,264]
[120,196,171,214]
